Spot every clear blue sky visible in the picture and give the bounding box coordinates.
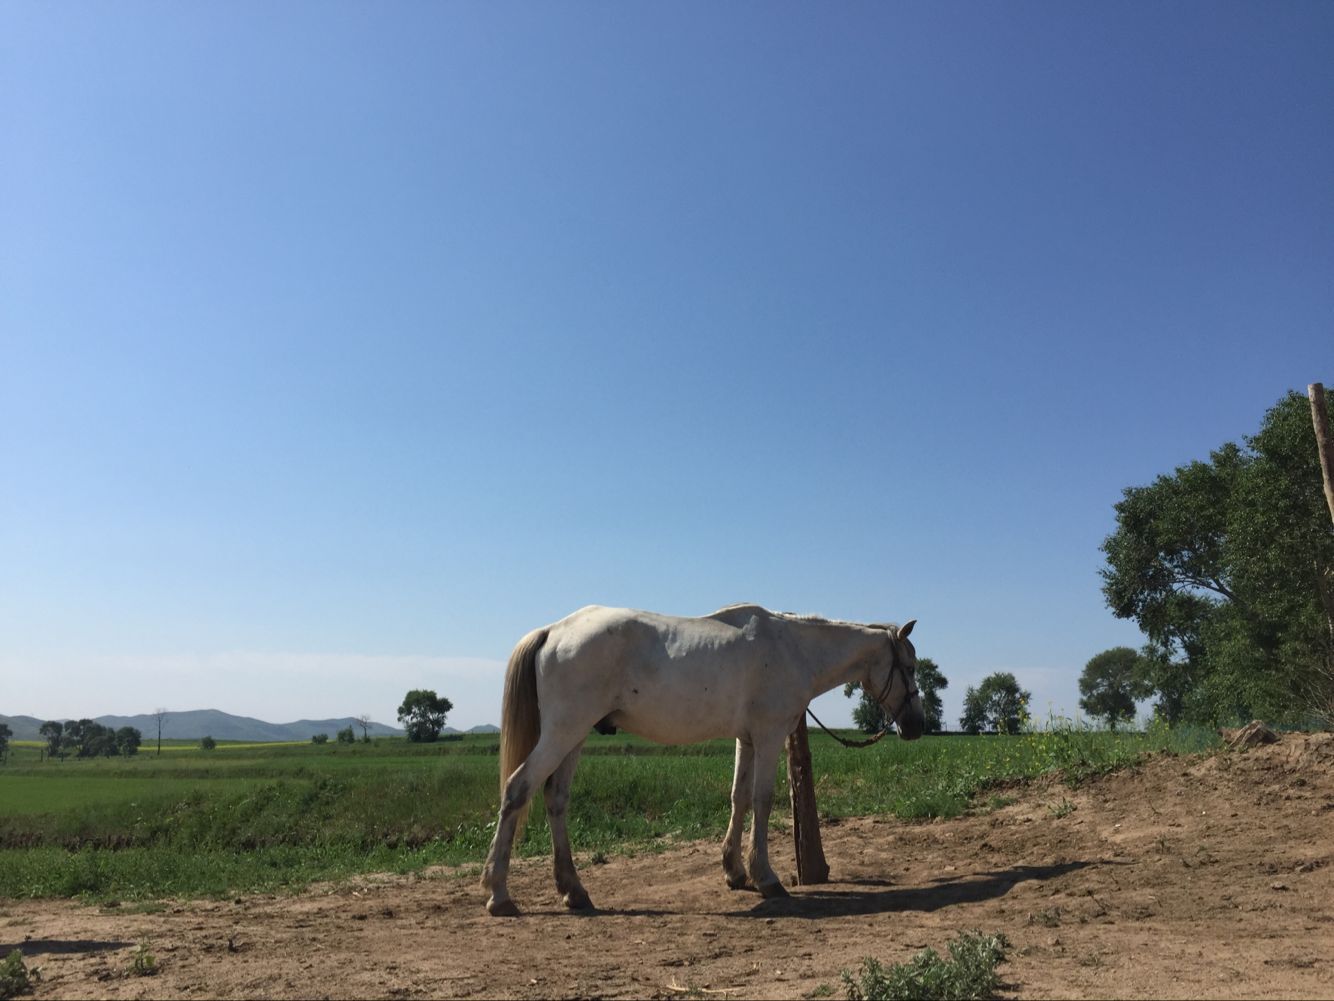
[3,2,1332,731]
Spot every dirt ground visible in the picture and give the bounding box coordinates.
[4,733,1332,1000]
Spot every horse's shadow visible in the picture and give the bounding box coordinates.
[732,860,1101,919]
[579,859,1104,920]
[1,938,133,956]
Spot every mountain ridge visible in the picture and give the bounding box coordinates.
[0,709,422,743]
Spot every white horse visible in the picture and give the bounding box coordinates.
[480,603,924,916]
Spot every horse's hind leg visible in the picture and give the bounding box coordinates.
[545,744,592,910]
[482,734,578,917]
[722,738,754,890]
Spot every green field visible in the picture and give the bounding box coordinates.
[0,724,1216,901]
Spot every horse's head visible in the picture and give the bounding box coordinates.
[867,619,925,740]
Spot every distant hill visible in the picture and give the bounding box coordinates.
[0,710,403,743]
[467,724,501,734]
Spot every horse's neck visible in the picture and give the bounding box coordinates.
[783,619,885,696]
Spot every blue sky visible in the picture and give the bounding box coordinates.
[3,3,1332,732]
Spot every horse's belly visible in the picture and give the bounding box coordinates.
[611,706,734,745]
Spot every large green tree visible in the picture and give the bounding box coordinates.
[1101,390,1334,725]
[397,689,454,742]
[1078,647,1148,730]
[959,672,1031,735]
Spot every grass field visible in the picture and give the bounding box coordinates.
[0,723,1216,901]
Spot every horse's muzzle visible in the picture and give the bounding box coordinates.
[896,708,926,741]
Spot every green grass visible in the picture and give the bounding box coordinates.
[0,723,1216,901]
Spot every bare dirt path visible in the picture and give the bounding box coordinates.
[5,734,1332,1000]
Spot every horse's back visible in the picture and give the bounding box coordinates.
[536,605,785,744]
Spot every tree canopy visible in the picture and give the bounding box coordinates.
[1101,390,1334,726]
[959,672,1031,734]
[397,689,454,742]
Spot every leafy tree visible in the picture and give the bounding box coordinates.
[336,726,356,744]
[845,658,949,734]
[39,721,63,759]
[311,733,329,744]
[73,722,119,758]
[917,660,948,733]
[0,722,10,762]
[1102,390,1334,725]
[61,718,90,756]
[959,673,1031,734]
[397,689,453,742]
[199,735,217,751]
[115,726,142,757]
[1078,647,1149,730]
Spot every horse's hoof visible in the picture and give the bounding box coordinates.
[486,896,521,917]
[726,874,752,891]
[758,881,790,899]
[563,888,595,911]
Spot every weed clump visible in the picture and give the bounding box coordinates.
[0,950,36,999]
[841,931,1009,1001]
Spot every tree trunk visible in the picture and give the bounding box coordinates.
[1310,383,1334,527]
[786,716,829,884]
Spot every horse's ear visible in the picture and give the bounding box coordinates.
[898,619,916,640]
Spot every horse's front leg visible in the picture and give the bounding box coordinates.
[745,733,790,899]
[721,738,754,889]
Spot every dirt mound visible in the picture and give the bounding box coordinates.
[5,738,1333,999]
[1220,719,1280,748]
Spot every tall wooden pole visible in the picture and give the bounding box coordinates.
[786,716,829,884]
[1310,384,1334,527]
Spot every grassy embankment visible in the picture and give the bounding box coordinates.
[0,723,1215,901]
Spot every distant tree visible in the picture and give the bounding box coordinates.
[39,721,63,760]
[199,735,217,751]
[77,723,119,758]
[917,659,948,733]
[960,673,1031,734]
[354,714,373,743]
[844,657,950,734]
[1078,647,1149,730]
[0,722,10,762]
[115,726,142,757]
[153,708,168,756]
[311,733,329,744]
[61,718,90,756]
[397,690,453,743]
[336,726,356,744]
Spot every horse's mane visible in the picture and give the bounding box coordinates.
[709,603,898,633]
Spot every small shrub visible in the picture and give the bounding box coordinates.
[199,736,217,751]
[311,734,329,745]
[336,727,356,745]
[0,950,35,999]
[129,942,157,977]
[841,931,1009,1001]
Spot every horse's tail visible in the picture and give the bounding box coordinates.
[499,626,548,841]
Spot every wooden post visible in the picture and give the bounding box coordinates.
[1310,383,1334,527]
[786,715,829,884]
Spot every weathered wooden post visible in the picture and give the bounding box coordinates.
[786,715,829,884]
[1309,383,1334,527]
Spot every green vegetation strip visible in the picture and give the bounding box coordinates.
[0,724,1216,901]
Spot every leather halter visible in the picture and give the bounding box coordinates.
[805,633,917,749]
